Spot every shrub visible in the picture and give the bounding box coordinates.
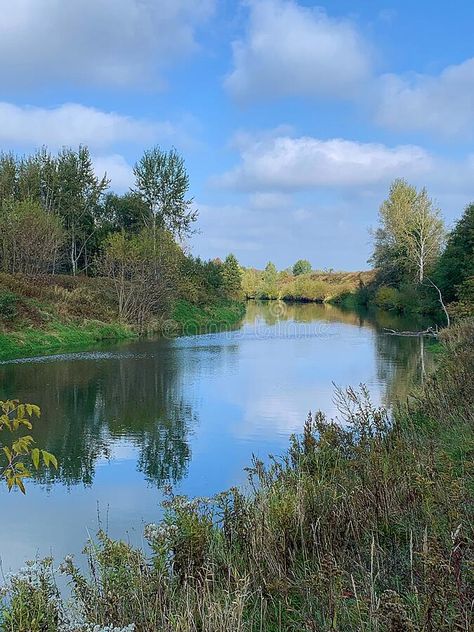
[0,291,18,321]
[374,285,402,310]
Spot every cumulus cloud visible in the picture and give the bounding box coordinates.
[218,132,432,191]
[0,102,176,149]
[0,0,214,88]
[375,58,474,138]
[225,0,372,102]
[92,154,134,191]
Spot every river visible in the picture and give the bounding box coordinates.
[0,301,434,573]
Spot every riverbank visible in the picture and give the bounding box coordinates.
[0,273,245,360]
[2,318,472,631]
[243,269,375,303]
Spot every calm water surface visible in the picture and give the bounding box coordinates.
[0,302,434,572]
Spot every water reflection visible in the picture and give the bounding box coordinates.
[0,339,240,488]
[0,302,436,572]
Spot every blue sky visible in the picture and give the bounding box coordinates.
[1,0,474,270]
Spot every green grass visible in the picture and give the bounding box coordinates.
[171,299,246,335]
[0,321,135,361]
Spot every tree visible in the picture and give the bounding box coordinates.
[101,192,149,234]
[0,400,57,493]
[0,200,65,275]
[292,259,312,276]
[371,179,444,285]
[434,203,474,303]
[133,147,197,243]
[261,261,279,299]
[241,267,262,299]
[100,228,181,332]
[56,146,109,275]
[221,254,243,300]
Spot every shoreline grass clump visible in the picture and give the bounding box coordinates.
[1,320,473,631]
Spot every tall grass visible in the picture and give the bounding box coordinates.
[1,321,473,631]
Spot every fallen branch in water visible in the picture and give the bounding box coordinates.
[383,326,439,337]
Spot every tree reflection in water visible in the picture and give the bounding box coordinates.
[0,303,436,489]
[0,341,212,487]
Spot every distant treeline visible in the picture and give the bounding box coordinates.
[242,180,474,321]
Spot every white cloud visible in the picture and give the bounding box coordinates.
[225,0,372,102]
[218,132,432,191]
[376,58,474,138]
[0,0,214,88]
[92,154,134,191]
[0,102,174,149]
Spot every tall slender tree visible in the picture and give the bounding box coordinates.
[56,146,109,275]
[133,146,197,244]
[372,179,444,285]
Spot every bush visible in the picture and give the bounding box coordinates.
[0,291,18,321]
[374,285,402,310]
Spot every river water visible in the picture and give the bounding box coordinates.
[0,301,434,573]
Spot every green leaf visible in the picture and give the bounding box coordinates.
[42,450,58,469]
[31,448,40,470]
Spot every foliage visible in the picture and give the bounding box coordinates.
[99,229,181,332]
[261,261,279,299]
[244,267,374,304]
[373,285,402,311]
[0,291,18,322]
[133,146,197,240]
[220,254,243,300]
[371,179,445,285]
[0,199,65,275]
[0,559,62,632]
[434,203,474,303]
[171,299,245,336]
[241,267,262,299]
[0,400,57,492]
[0,146,109,276]
[2,321,472,630]
[0,143,246,358]
[292,259,312,276]
[101,192,149,235]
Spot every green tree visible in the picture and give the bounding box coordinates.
[241,267,262,299]
[292,259,312,276]
[371,179,444,285]
[100,228,181,332]
[0,400,57,493]
[434,203,474,303]
[56,146,109,275]
[261,261,279,299]
[133,146,197,242]
[0,199,65,275]
[221,254,243,300]
[101,192,149,234]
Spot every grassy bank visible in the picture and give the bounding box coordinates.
[2,320,472,631]
[0,321,134,361]
[171,299,246,335]
[0,273,246,361]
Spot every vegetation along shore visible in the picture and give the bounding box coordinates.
[0,146,245,360]
[1,318,472,631]
[0,143,473,630]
